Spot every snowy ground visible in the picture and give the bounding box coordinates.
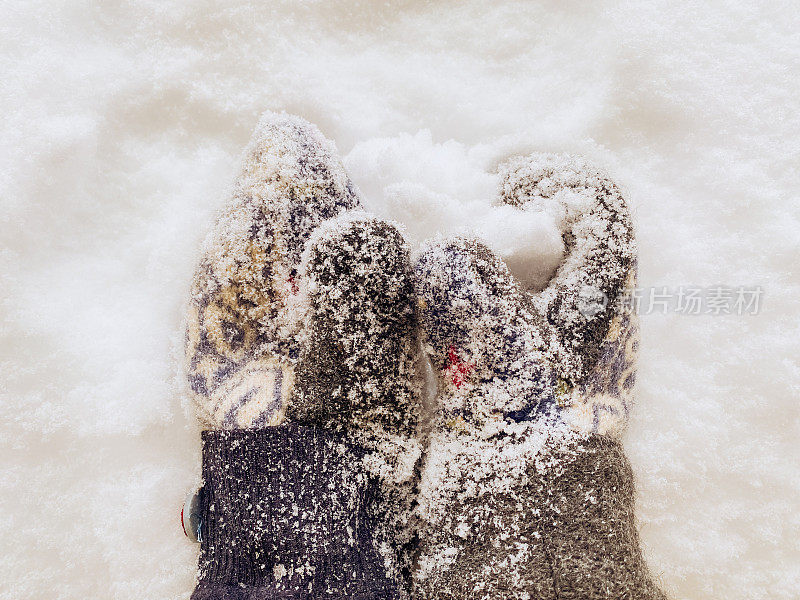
[2,2,799,599]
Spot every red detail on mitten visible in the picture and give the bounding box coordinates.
[287,275,299,295]
[444,346,475,389]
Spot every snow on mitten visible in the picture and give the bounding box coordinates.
[410,154,666,599]
[292,214,423,590]
[185,111,360,428]
[184,113,419,599]
[498,152,640,431]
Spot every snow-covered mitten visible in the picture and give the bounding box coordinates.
[184,112,420,599]
[292,214,423,590]
[410,154,666,599]
[185,112,361,427]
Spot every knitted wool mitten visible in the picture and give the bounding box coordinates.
[291,214,423,587]
[185,113,420,599]
[186,112,360,428]
[411,154,666,600]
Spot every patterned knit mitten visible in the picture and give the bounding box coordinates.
[185,113,420,599]
[411,154,667,600]
[185,111,360,428]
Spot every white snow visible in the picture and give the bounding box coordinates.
[1,2,799,599]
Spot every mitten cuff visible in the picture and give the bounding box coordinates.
[191,426,400,600]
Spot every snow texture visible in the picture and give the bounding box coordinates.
[2,2,799,599]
